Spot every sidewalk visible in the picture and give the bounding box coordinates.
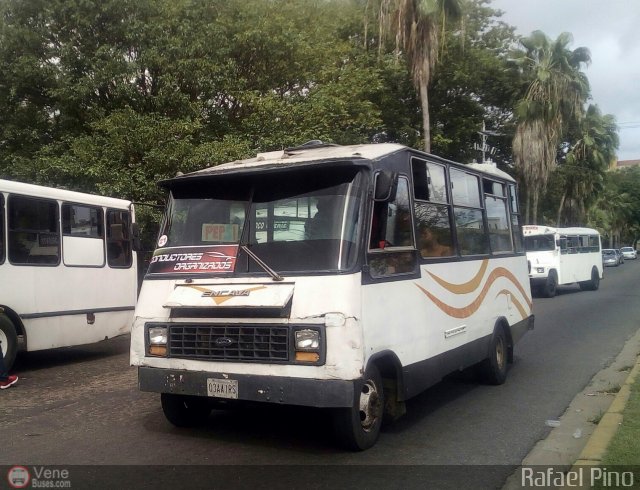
[503,327,640,489]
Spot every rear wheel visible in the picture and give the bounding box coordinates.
[0,313,18,372]
[333,365,384,451]
[579,267,600,291]
[161,393,211,427]
[477,326,508,385]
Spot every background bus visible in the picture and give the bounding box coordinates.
[131,142,534,450]
[523,225,602,298]
[0,179,139,371]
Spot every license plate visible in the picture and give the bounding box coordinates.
[206,378,238,399]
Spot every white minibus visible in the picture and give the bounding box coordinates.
[0,179,138,370]
[131,142,534,450]
[523,225,602,297]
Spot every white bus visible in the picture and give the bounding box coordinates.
[523,225,602,298]
[130,142,534,450]
[0,179,139,371]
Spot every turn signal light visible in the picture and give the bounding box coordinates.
[149,345,167,356]
[295,352,320,363]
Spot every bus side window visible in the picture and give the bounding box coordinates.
[368,177,416,278]
[0,194,4,264]
[107,210,132,268]
[7,196,60,265]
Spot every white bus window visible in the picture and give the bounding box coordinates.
[62,204,105,267]
[8,196,60,265]
[107,210,132,268]
[62,204,103,237]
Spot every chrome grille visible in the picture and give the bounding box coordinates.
[168,325,289,362]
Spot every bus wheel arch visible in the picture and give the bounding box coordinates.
[368,351,406,425]
[0,309,20,372]
[333,362,386,451]
[477,320,510,385]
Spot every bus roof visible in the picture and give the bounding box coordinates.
[163,142,517,186]
[0,179,132,209]
[523,225,600,236]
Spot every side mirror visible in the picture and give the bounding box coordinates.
[374,171,398,202]
[131,223,143,252]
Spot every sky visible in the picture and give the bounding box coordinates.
[490,0,640,161]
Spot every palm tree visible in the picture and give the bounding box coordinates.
[376,0,462,152]
[512,31,591,224]
[556,105,618,225]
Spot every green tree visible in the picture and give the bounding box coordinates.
[511,31,591,224]
[374,0,462,152]
[555,105,618,225]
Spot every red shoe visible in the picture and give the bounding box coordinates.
[0,375,18,389]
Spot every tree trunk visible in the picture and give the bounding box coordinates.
[419,64,431,153]
[556,191,567,227]
[531,188,540,224]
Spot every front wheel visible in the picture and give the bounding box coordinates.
[161,393,211,427]
[477,326,508,385]
[0,313,18,372]
[541,271,557,298]
[332,365,384,451]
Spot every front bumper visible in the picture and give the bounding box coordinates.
[138,366,355,408]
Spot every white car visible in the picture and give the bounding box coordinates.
[620,246,637,260]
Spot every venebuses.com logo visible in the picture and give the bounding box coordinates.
[7,466,30,489]
[7,466,72,488]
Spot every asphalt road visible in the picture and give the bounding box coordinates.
[2,260,640,489]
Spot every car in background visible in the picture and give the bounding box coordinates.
[620,246,637,260]
[615,249,625,265]
[602,249,619,267]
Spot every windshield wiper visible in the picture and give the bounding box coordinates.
[240,245,284,282]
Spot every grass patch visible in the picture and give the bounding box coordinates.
[600,373,640,465]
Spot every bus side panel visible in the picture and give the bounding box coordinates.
[558,252,601,284]
[21,311,133,351]
[361,256,532,399]
[2,261,137,351]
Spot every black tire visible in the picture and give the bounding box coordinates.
[541,271,557,298]
[161,393,211,428]
[579,267,600,291]
[333,364,384,451]
[0,313,18,372]
[477,326,508,385]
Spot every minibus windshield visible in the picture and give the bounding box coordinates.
[158,167,364,274]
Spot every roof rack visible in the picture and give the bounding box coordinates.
[283,140,339,155]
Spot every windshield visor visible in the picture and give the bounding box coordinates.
[150,167,364,275]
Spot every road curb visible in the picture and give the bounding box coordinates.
[564,356,640,485]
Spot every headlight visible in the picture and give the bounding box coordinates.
[294,329,321,363]
[295,329,320,350]
[149,326,168,345]
[148,325,168,357]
